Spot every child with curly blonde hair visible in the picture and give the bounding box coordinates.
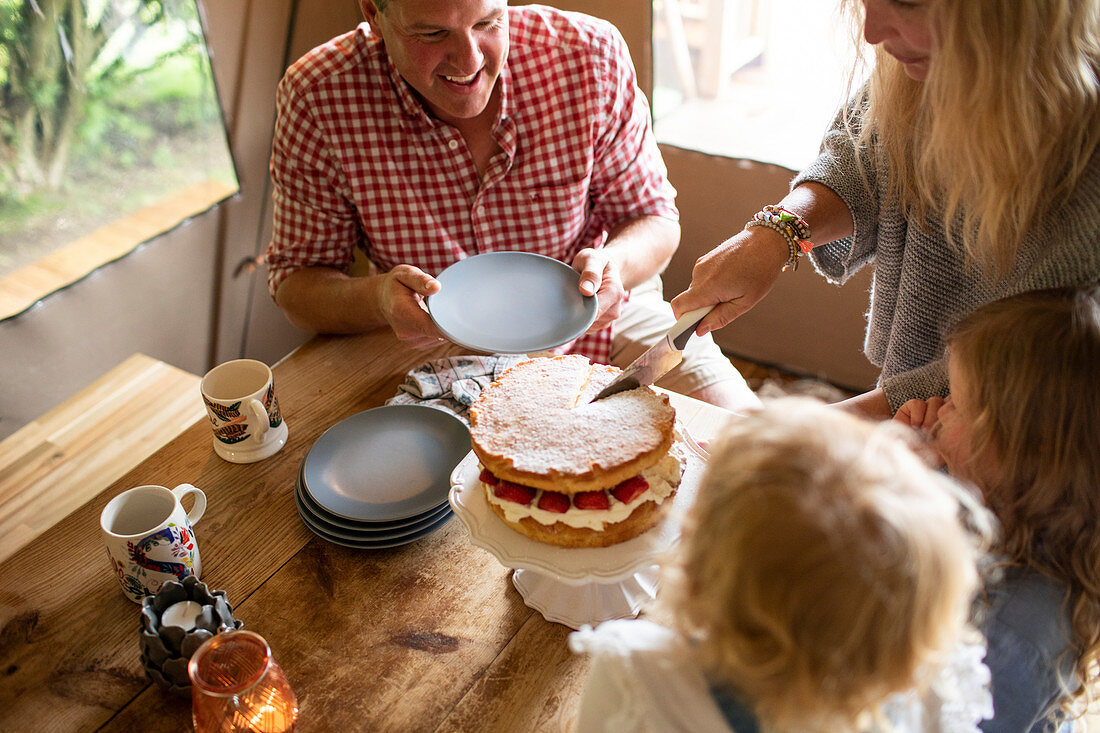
[895,286,1100,732]
[571,398,993,732]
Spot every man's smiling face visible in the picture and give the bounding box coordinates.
[363,0,509,125]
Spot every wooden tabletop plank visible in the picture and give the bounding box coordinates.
[104,522,536,732]
[0,354,205,564]
[438,613,590,733]
[0,334,454,732]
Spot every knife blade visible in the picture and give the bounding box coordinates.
[590,306,714,402]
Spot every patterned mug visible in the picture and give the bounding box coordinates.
[100,483,206,603]
[200,359,288,463]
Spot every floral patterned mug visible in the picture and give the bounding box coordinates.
[200,359,288,463]
[100,483,206,603]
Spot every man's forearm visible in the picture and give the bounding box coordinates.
[602,215,680,291]
[274,267,389,334]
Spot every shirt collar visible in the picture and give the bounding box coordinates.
[493,63,516,157]
[382,54,437,132]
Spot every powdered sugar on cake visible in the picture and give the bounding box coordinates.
[469,355,676,493]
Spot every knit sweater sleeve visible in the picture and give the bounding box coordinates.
[792,96,882,285]
[787,94,1100,413]
[880,360,950,412]
[786,100,964,411]
[788,97,942,410]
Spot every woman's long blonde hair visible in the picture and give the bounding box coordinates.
[665,398,991,731]
[948,286,1100,719]
[842,0,1100,277]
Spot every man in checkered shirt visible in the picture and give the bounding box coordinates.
[266,0,757,410]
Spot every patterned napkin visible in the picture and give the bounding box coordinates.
[386,354,527,425]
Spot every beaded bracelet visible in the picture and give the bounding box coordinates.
[744,205,815,271]
[761,205,812,241]
[745,219,801,270]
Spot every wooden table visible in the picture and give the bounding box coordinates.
[0,329,736,732]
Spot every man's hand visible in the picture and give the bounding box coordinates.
[274,263,447,348]
[572,247,627,333]
[377,264,447,349]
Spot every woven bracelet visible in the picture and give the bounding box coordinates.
[760,205,813,243]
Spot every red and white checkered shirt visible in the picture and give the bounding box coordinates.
[266,6,677,363]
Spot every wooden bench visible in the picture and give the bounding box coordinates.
[0,353,206,564]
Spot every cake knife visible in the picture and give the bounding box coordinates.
[590,306,714,401]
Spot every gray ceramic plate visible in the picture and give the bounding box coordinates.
[295,484,452,543]
[297,463,449,530]
[301,405,471,522]
[426,251,597,353]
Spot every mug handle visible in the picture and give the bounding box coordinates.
[173,483,207,524]
[243,398,271,446]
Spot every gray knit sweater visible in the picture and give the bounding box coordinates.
[793,112,1100,412]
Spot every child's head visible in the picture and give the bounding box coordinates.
[666,398,988,731]
[939,286,1100,547]
[940,285,1100,710]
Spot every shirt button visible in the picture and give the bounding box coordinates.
[477,205,486,214]
[448,140,459,150]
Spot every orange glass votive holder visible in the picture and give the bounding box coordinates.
[188,630,299,733]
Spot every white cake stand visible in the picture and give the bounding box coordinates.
[449,446,705,630]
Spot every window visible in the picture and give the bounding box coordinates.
[652,0,864,171]
[0,0,238,320]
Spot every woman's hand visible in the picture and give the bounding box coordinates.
[670,227,790,335]
[671,182,853,339]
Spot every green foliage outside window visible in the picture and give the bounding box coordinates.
[0,0,237,277]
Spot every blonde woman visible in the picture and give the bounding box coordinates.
[895,287,1100,731]
[670,0,1100,418]
[570,398,994,732]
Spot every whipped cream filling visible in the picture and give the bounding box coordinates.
[482,440,687,531]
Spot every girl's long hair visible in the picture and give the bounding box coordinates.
[949,286,1100,718]
[841,0,1100,278]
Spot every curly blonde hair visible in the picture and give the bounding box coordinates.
[664,398,991,731]
[948,286,1100,718]
[840,0,1100,278]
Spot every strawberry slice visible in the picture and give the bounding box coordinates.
[479,468,499,486]
[573,490,610,511]
[493,481,536,506]
[610,476,649,504]
[537,490,571,514]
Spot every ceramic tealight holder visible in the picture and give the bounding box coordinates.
[139,575,243,696]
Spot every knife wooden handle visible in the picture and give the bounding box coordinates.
[669,306,714,351]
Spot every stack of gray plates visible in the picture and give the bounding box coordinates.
[295,405,471,549]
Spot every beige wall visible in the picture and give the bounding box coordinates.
[239,2,364,360]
